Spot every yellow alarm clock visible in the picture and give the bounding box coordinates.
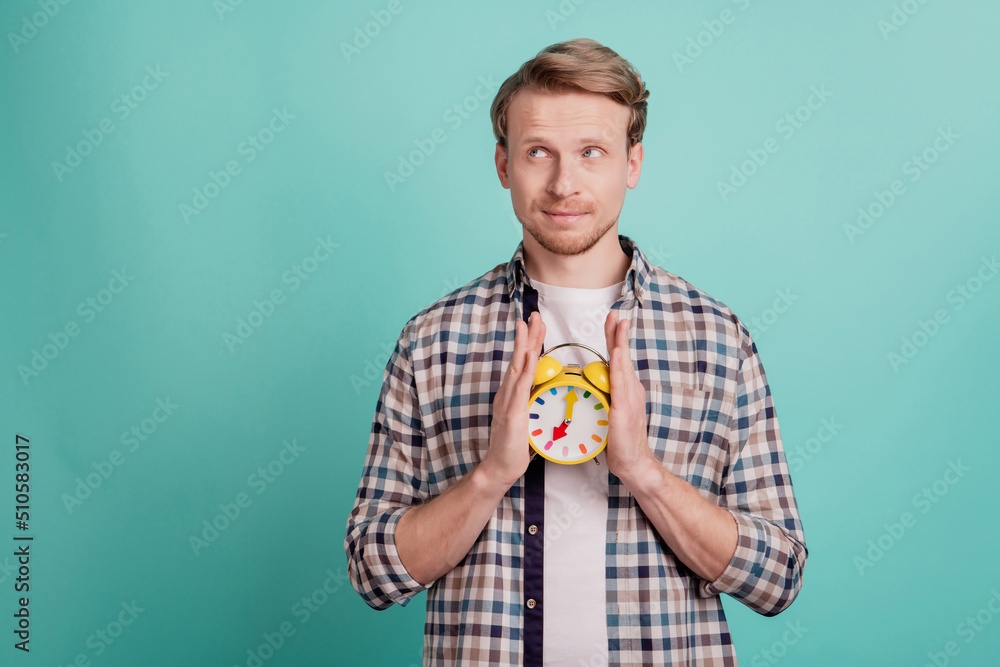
[528,343,611,465]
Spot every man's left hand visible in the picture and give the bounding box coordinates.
[603,310,657,487]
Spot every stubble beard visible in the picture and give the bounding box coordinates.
[519,209,619,257]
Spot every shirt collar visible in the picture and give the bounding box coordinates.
[506,233,650,306]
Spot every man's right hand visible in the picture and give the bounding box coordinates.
[394,311,546,585]
[480,311,547,489]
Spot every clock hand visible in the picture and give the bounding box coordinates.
[551,388,579,441]
[563,388,578,422]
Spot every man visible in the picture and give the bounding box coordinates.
[345,38,807,666]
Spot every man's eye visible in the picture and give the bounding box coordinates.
[528,148,549,158]
[582,148,603,158]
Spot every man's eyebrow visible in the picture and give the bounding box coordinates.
[519,136,614,147]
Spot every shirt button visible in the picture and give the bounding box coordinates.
[527,524,538,535]
[526,598,536,609]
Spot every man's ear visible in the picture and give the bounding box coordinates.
[495,142,511,189]
[626,141,643,189]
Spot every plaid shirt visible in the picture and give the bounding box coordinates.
[345,234,808,666]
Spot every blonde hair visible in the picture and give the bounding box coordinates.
[490,38,650,153]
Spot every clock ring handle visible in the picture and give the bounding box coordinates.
[538,342,609,366]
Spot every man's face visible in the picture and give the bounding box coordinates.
[495,88,643,257]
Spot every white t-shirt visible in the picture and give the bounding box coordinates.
[531,277,624,667]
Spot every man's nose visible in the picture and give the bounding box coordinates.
[548,158,580,199]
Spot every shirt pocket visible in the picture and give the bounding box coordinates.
[645,381,734,497]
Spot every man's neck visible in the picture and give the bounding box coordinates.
[522,230,631,289]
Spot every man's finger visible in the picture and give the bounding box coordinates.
[509,318,527,374]
[605,310,618,358]
[618,319,631,370]
[517,321,543,393]
[497,320,526,412]
[522,313,540,373]
[610,346,623,398]
[524,315,543,369]
[534,319,546,358]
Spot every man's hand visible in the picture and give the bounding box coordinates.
[602,310,739,582]
[603,310,657,487]
[480,311,547,489]
[395,312,546,585]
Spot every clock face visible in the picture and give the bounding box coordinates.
[529,384,609,464]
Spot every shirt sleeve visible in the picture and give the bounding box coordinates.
[697,320,809,616]
[344,322,431,610]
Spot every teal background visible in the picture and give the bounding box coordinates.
[2,0,999,665]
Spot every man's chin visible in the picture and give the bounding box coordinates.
[525,224,611,257]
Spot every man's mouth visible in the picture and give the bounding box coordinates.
[544,210,588,224]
